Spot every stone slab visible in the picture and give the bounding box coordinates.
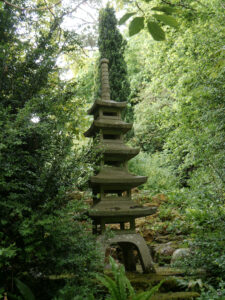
[89,200,157,217]
[151,292,200,299]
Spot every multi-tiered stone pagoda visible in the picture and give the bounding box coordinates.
[84,58,156,273]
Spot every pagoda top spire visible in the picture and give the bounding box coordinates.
[100,58,110,101]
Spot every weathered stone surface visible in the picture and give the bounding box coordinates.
[87,99,127,115]
[98,233,156,273]
[171,248,191,264]
[101,58,110,100]
[151,292,200,299]
[85,58,156,273]
[98,140,140,161]
[154,234,184,243]
[153,242,178,257]
[90,166,147,189]
[84,118,132,137]
[151,242,179,265]
[90,199,157,217]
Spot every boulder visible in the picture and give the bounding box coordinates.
[171,248,190,265]
[154,242,177,257]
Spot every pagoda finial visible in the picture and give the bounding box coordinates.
[100,58,110,101]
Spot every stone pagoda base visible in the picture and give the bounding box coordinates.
[97,233,156,273]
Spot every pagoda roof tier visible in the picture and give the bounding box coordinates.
[90,167,147,191]
[84,118,132,137]
[87,99,127,115]
[89,200,157,218]
[97,140,140,161]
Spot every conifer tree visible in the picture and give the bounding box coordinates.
[98,5,130,104]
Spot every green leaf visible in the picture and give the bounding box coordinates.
[153,14,179,28]
[147,21,165,41]
[15,279,35,300]
[129,17,144,37]
[96,274,120,299]
[152,6,176,14]
[86,295,95,300]
[119,12,136,25]
[1,219,7,225]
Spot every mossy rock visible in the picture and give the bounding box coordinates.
[155,266,186,276]
[127,272,184,292]
[157,255,172,265]
[130,277,185,292]
[151,291,200,300]
[159,278,185,293]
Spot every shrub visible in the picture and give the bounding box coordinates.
[128,152,178,194]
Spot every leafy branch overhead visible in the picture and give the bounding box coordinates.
[119,2,179,41]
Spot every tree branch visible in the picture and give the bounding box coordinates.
[135,1,145,16]
[72,16,95,24]
[0,0,62,12]
[78,6,96,21]
[161,0,196,11]
[61,0,88,18]
[43,0,56,18]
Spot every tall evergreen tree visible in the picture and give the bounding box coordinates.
[98,4,130,105]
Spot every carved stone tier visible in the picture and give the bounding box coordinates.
[89,201,157,218]
[97,141,139,162]
[87,99,127,116]
[84,119,132,137]
[90,167,147,191]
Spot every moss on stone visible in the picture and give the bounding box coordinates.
[127,272,186,292]
[151,292,200,300]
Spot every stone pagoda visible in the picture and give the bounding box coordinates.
[84,58,156,273]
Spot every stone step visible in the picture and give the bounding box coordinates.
[151,292,200,299]
[127,267,203,296]
[128,274,184,292]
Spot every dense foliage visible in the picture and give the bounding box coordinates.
[125,0,225,282]
[118,0,179,41]
[96,256,163,300]
[0,1,99,299]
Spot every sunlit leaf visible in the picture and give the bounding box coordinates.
[147,21,165,41]
[119,12,136,25]
[153,14,179,28]
[129,17,144,37]
[152,6,176,14]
